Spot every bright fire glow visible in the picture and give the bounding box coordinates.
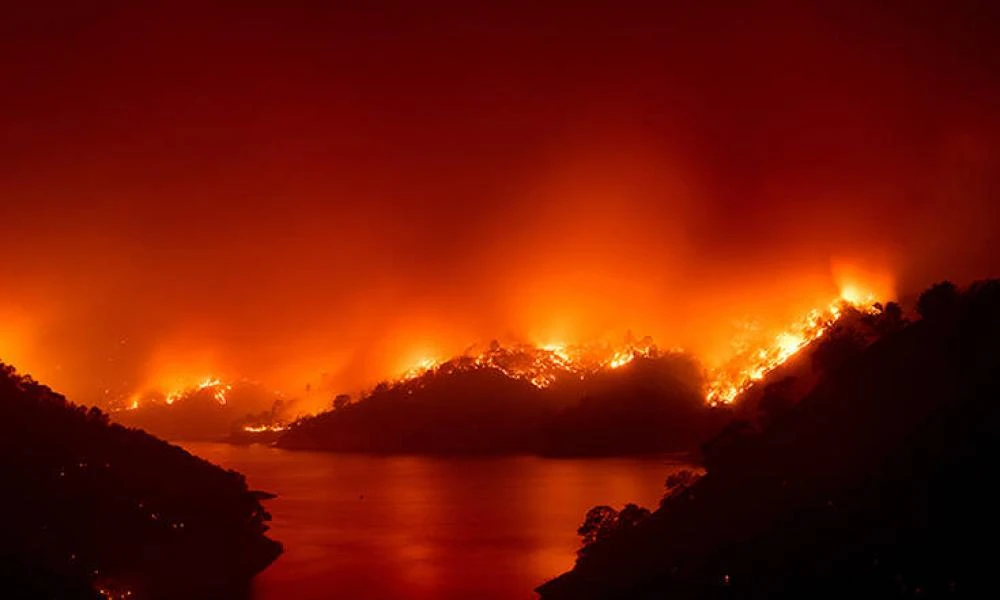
[119,282,885,423]
[704,285,879,405]
[401,357,440,381]
[380,283,881,408]
[608,351,635,369]
[383,337,661,392]
[197,377,232,405]
[242,424,288,433]
[121,376,233,411]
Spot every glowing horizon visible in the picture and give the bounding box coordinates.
[104,277,887,419]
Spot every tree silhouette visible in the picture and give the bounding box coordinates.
[333,394,351,410]
[618,503,651,528]
[917,281,959,320]
[577,505,619,548]
[810,326,865,374]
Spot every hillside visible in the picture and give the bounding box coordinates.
[537,280,1000,599]
[0,363,282,599]
[276,351,730,456]
[113,381,291,442]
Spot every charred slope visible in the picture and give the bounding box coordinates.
[0,363,282,600]
[277,355,726,456]
[538,280,1000,599]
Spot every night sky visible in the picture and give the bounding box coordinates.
[2,1,998,406]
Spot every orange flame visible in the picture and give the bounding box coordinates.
[127,282,886,422]
[385,285,881,408]
[704,286,879,405]
[242,424,288,433]
[121,376,232,411]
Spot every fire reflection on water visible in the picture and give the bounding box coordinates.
[182,442,690,600]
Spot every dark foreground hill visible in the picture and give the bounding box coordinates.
[277,353,730,456]
[0,363,282,599]
[538,280,1000,599]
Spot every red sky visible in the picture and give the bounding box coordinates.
[2,1,998,408]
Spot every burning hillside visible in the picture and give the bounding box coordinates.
[113,379,290,441]
[273,285,890,455]
[705,288,881,405]
[103,282,886,444]
[391,336,664,391]
[376,285,883,408]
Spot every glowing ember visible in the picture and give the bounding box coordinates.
[401,358,440,381]
[242,424,288,433]
[608,351,635,369]
[95,583,133,599]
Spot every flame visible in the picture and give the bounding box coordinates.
[703,285,879,405]
[382,283,882,408]
[118,376,233,411]
[401,357,439,381]
[386,337,661,392]
[197,377,232,405]
[608,350,635,369]
[116,280,886,422]
[242,424,288,433]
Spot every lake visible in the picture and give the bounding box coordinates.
[181,442,692,600]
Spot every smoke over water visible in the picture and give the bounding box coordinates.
[1,1,998,412]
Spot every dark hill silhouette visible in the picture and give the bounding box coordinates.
[0,363,282,599]
[277,352,731,456]
[279,367,551,454]
[724,301,908,425]
[537,280,1000,599]
[537,355,724,456]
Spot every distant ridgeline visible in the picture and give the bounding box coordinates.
[273,299,906,457]
[113,380,291,443]
[0,364,282,599]
[537,280,1000,599]
[275,351,730,456]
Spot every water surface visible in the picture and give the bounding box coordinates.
[183,442,691,600]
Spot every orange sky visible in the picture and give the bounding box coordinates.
[1,1,998,410]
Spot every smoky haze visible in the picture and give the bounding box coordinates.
[2,1,998,410]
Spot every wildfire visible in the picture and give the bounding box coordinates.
[608,350,636,369]
[116,282,884,420]
[386,337,662,392]
[121,376,233,411]
[242,424,288,433]
[383,285,881,408]
[196,377,232,405]
[704,287,879,405]
[401,357,440,381]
